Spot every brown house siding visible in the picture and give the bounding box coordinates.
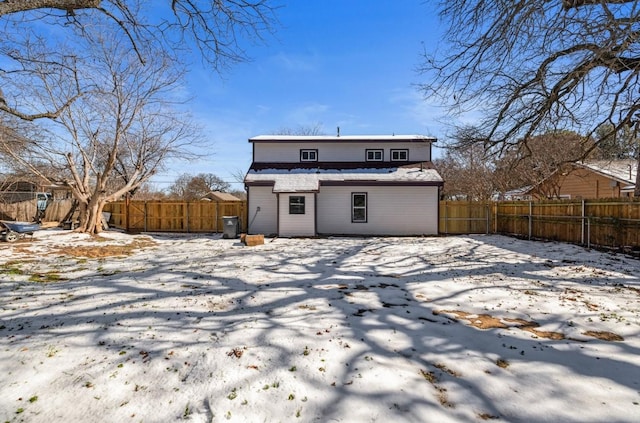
[536,169,626,199]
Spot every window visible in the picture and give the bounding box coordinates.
[300,149,318,162]
[391,149,409,161]
[352,193,367,223]
[289,196,305,214]
[366,149,383,161]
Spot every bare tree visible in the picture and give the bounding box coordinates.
[498,131,595,198]
[419,0,640,195]
[0,0,277,121]
[0,32,201,234]
[130,182,168,201]
[274,123,326,136]
[435,127,498,200]
[594,123,640,160]
[167,173,231,200]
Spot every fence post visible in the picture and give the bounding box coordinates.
[528,201,533,240]
[581,199,585,245]
[444,201,448,234]
[125,194,130,233]
[216,201,220,233]
[485,203,490,234]
[186,202,190,233]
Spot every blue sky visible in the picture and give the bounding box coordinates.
[156,1,447,190]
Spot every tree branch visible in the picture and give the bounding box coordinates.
[562,0,636,10]
[0,0,101,16]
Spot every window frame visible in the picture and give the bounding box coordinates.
[289,195,306,214]
[351,192,367,223]
[365,149,384,162]
[390,149,409,161]
[300,149,318,162]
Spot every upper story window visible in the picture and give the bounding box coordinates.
[366,149,384,161]
[300,149,318,162]
[391,149,409,161]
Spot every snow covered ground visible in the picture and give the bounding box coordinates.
[1,230,639,422]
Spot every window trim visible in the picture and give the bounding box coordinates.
[300,149,318,162]
[390,149,409,161]
[365,149,384,162]
[351,192,367,223]
[289,195,306,214]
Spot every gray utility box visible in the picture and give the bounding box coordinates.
[222,216,239,239]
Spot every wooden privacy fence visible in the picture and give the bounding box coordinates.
[103,200,247,234]
[0,197,74,222]
[440,199,640,250]
[440,201,494,235]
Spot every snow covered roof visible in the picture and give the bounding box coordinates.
[201,191,242,202]
[249,134,437,143]
[577,160,637,184]
[245,162,443,193]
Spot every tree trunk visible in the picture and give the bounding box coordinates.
[76,197,107,234]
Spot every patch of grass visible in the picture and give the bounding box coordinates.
[583,330,624,341]
[0,260,36,277]
[183,403,192,418]
[54,238,157,258]
[1,265,24,276]
[496,359,510,369]
[298,304,317,311]
[29,272,66,283]
[420,369,438,383]
[434,363,462,377]
[478,412,500,420]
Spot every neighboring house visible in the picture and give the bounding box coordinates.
[244,134,443,237]
[528,159,638,199]
[0,178,70,202]
[202,191,242,202]
[500,186,533,201]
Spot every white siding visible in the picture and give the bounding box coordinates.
[253,142,431,163]
[247,186,277,235]
[317,186,439,235]
[279,193,315,237]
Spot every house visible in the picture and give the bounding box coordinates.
[243,134,443,237]
[202,191,242,202]
[528,159,638,199]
